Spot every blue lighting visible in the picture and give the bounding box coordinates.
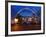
[11,5,41,18]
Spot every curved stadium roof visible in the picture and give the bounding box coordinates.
[16,8,38,17]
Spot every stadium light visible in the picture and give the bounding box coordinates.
[14,18,18,23]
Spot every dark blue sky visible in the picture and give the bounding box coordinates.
[11,5,41,18]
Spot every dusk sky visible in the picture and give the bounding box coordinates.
[11,5,41,18]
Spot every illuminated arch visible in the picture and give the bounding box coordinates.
[15,8,38,17]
